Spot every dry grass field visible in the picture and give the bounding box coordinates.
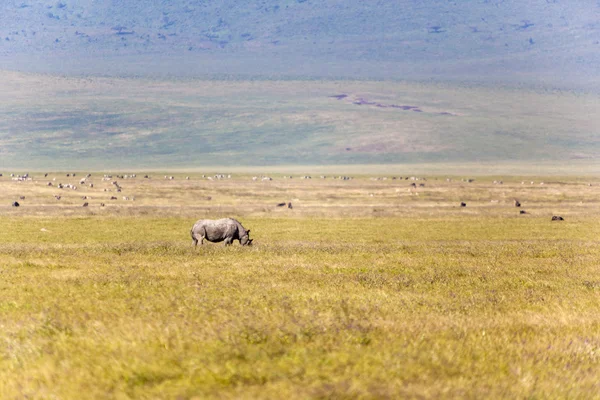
[1,170,600,398]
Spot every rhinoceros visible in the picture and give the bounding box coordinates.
[190,218,253,246]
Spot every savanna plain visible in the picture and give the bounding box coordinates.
[1,171,600,399]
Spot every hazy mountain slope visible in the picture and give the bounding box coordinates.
[1,72,598,170]
[0,1,598,88]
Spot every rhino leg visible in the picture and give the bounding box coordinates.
[194,227,206,246]
[199,228,206,245]
[224,237,233,246]
[191,229,199,247]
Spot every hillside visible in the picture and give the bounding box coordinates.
[0,1,598,88]
[1,72,598,170]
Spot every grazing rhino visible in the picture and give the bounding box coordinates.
[190,218,252,246]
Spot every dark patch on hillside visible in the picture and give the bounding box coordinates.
[332,96,454,116]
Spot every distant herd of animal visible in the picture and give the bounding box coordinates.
[3,173,567,242]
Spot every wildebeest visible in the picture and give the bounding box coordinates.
[276,202,286,207]
[288,202,293,209]
[460,202,467,207]
[520,210,527,214]
[514,200,521,207]
[551,216,564,221]
[82,202,89,207]
[190,218,252,246]
[12,201,19,207]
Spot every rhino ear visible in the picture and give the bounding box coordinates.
[246,229,250,234]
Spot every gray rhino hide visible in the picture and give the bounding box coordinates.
[190,218,252,246]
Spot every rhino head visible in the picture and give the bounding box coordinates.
[240,230,253,246]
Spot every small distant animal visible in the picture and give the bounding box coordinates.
[551,216,564,221]
[190,218,252,246]
[82,202,89,207]
[54,195,61,200]
[276,202,286,207]
[110,196,117,200]
[19,196,25,200]
[460,202,466,207]
[100,203,105,207]
[514,200,521,207]
[12,201,19,207]
[288,202,293,209]
[520,210,527,214]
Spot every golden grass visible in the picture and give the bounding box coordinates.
[0,173,599,398]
